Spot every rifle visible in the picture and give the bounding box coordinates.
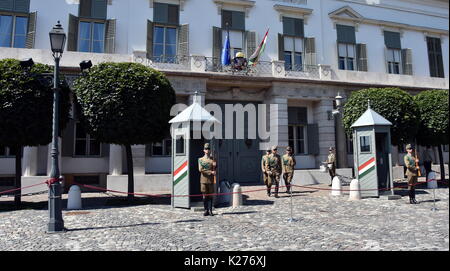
[415,150,422,177]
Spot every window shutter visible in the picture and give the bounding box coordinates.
[232,11,245,31]
[67,14,79,51]
[295,18,304,38]
[91,0,107,19]
[178,23,189,57]
[61,120,75,157]
[79,0,92,17]
[212,26,222,70]
[104,18,116,53]
[278,33,284,61]
[336,24,355,44]
[356,43,368,72]
[221,10,232,29]
[402,48,413,75]
[245,31,256,58]
[0,0,13,11]
[384,47,389,73]
[283,17,294,36]
[384,31,401,50]
[146,19,153,59]
[304,37,316,66]
[101,143,109,157]
[167,4,179,25]
[307,123,319,155]
[25,11,36,49]
[13,0,29,13]
[154,2,168,24]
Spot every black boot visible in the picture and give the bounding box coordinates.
[209,198,214,216]
[408,190,415,204]
[203,198,210,216]
[267,187,271,197]
[275,186,279,198]
[411,189,418,204]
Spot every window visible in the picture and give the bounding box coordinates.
[150,139,172,156]
[360,136,371,153]
[221,10,245,31]
[78,21,105,53]
[387,49,401,74]
[427,37,444,78]
[288,125,306,154]
[175,136,185,155]
[0,14,28,48]
[153,25,177,62]
[284,36,303,71]
[74,122,101,156]
[222,30,243,60]
[0,146,17,157]
[338,43,355,70]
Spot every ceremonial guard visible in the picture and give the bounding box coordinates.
[326,147,336,186]
[282,146,296,194]
[265,146,282,198]
[198,143,216,216]
[261,148,272,196]
[404,144,419,204]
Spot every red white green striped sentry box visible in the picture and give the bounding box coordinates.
[358,157,376,179]
[173,161,188,186]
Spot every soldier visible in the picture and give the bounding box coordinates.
[266,145,282,198]
[282,146,296,194]
[404,144,419,204]
[326,147,336,186]
[261,147,272,197]
[198,143,216,216]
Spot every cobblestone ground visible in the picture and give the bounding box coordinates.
[0,183,448,251]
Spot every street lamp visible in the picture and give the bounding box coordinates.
[47,21,66,233]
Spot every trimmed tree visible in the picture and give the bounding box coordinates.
[342,87,420,146]
[73,62,176,200]
[0,59,71,205]
[414,89,449,182]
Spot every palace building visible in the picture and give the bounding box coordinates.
[0,0,448,193]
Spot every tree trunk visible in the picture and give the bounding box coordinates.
[125,144,134,201]
[437,144,446,183]
[14,146,22,207]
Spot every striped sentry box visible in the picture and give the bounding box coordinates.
[358,157,376,179]
[173,161,188,186]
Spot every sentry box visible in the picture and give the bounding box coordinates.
[351,104,394,198]
[168,93,220,209]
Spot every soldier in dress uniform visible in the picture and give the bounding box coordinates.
[282,146,296,194]
[266,145,282,198]
[404,144,419,204]
[198,143,216,216]
[326,147,336,186]
[261,147,272,197]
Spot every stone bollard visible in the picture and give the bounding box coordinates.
[331,176,342,196]
[67,185,82,210]
[232,183,242,208]
[427,171,437,189]
[348,179,361,200]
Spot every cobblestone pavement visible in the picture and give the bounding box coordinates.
[0,183,448,251]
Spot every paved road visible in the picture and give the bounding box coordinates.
[0,183,448,251]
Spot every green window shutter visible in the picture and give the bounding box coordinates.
[283,17,304,37]
[146,19,153,59]
[167,4,179,25]
[384,31,401,49]
[245,30,256,57]
[61,120,75,157]
[79,0,92,17]
[307,123,319,155]
[212,26,222,70]
[101,143,109,157]
[221,10,232,29]
[104,18,116,53]
[154,2,168,24]
[278,33,284,61]
[336,24,355,44]
[25,11,36,49]
[13,0,29,13]
[232,11,245,31]
[91,0,107,19]
[401,48,413,75]
[427,37,444,78]
[356,43,368,72]
[67,14,79,51]
[178,23,189,57]
[304,37,316,66]
[0,0,13,11]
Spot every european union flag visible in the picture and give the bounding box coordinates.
[221,34,231,66]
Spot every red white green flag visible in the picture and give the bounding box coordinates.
[249,28,269,66]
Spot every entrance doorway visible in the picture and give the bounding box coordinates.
[376,132,389,192]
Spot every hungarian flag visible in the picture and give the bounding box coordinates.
[249,28,269,66]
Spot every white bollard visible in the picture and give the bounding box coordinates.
[331,176,342,196]
[348,179,361,200]
[67,185,82,210]
[232,183,242,208]
[427,171,437,189]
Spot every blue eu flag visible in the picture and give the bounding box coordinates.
[221,34,231,66]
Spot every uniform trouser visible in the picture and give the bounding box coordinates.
[407,175,418,199]
[201,183,214,212]
[329,167,336,183]
[268,173,280,193]
[283,172,294,191]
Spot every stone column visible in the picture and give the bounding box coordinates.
[109,144,123,176]
[131,145,146,175]
[263,96,288,153]
[313,99,335,168]
[335,113,348,168]
[22,146,38,177]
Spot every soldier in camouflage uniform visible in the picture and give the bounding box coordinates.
[266,146,282,198]
[198,143,216,216]
[326,147,336,186]
[404,144,419,204]
[282,146,296,194]
[261,147,272,196]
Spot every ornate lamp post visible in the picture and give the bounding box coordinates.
[47,21,66,233]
